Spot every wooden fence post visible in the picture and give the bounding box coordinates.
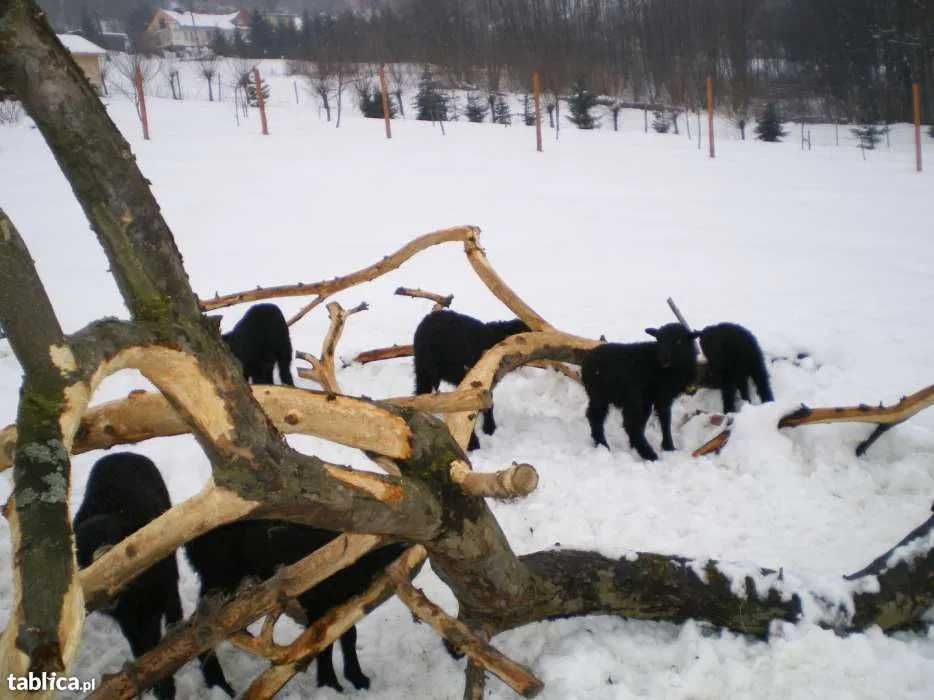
[533,71,542,152]
[914,82,922,172]
[134,63,149,141]
[253,67,268,136]
[379,64,392,140]
[706,76,715,158]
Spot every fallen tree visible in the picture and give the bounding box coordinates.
[0,6,932,699]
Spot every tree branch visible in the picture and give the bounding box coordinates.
[394,286,454,309]
[0,208,85,678]
[778,385,934,456]
[199,227,475,314]
[387,559,544,698]
[88,534,388,700]
[1,385,415,472]
[240,546,427,700]
[450,460,539,499]
[353,343,414,365]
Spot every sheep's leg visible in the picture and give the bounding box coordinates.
[164,580,184,628]
[752,365,774,403]
[738,377,751,403]
[623,401,657,461]
[720,384,737,414]
[255,363,276,385]
[656,400,675,451]
[340,625,371,690]
[586,397,611,448]
[197,651,236,697]
[414,360,439,396]
[278,349,295,386]
[316,643,344,691]
[481,407,497,435]
[122,613,177,700]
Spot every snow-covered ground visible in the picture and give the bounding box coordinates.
[1,67,933,699]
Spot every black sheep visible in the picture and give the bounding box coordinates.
[581,323,698,461]
[696,322,773,413]
[73,453,182,700]
[185,520,408,695]
[221,303,294,385]
[413,309,529,450]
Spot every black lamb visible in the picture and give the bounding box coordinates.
[696,322,773,413]
[581,323,698,461]
[73,453,183,700]
[221,303,294,385]
[185,520,408,696]
[413,309,530,450]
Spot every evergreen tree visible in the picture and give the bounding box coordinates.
[754,102,787,142]
[232,31,248,58]
[651,110,670,133]
[566,78,598,129]
[358,84,395,119]
[211,31,230,57]
[465,93,488,123]
[522,95,535,126]
[851,123,889,151]
[242,73,270,107]
[414,69,448,122]
[249,10,274,58]
[447,92,461,121]
[80,9,103,46]
[927,124,933,139]
[492,95,512,125]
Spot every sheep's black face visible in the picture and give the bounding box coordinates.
[645,324,697,369]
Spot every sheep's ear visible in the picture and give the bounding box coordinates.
[645,328,658,338]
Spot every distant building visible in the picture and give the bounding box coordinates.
[145,9,249,52]
[98,31,131,52]
[57,34,107,92]
[264,12,300,30]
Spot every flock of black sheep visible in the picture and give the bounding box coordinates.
[74,302,773,697]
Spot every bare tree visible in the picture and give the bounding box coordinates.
[110,53,161,120]
[310,61,336,122]
[334,62,357,128]
[197,54,218,102]
[387,62,409,117]
[225,58,257,121]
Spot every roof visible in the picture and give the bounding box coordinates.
[57,34,107,55]
[159,9,243,30]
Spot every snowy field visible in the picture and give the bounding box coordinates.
[1,61,934,698]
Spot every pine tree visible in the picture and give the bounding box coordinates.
[465,93,488,123]
[242,73,270,107]
[651,110,670,133]
[211,31,230,57]
[522,95,535,126]
[851,123,888,151]
[566,78,598,129]
[414,69,448,122]
[754,103,787,142]
[492,95,512,125]
[80,9,103,46]
[358,85,395,119]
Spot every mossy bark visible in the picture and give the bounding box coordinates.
[0,209,81,673]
